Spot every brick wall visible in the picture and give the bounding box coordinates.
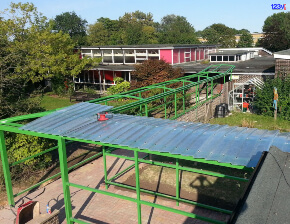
[177,94,223,123]
[275,59,290,78]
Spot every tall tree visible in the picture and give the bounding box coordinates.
[87,17,121,45]
[158,14,199,44]
[119,11,157,45]
[202,23,236,47]
[237,31,254,47]
[0,3,98,118]
[53,11,88,46]
[261,12,290,52]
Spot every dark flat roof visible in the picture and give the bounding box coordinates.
[174,56,275,74]
[274,49,290,55]
[234,146,290,224]
[80,44,218,49]
[93,56,275,74]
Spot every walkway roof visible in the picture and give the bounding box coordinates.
[20,102,290,168]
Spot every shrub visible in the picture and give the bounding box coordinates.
[107,77,130,95]
[254,76,290,120]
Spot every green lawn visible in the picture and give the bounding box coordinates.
[41,95,74,111]
[209,112,290,132]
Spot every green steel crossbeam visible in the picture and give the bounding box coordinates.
[110,73,230,113]
[0,64,237,224]
[63,136,250,171]
[90,64,234,105]
[105,151,248,182]
[69,182,227,224]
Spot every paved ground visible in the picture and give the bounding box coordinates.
[0,149,229,224]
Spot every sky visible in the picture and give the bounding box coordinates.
[1,0,287,33]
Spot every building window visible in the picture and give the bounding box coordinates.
[223,56,229,61]
[211,56,216,61]
[217,56,222,61]
[229,56,235,61]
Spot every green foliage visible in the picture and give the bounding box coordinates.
[237,31,253,47]
[254,76,290,120]
[261,12,290,52]
[0,2,100,119]
[87,12,201,45]
[107,77,130,95]
[202,23,236,47]
[53,11,88,46]
[6,134,54,167]
[158,14,199,44]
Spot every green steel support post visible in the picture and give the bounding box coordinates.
[176,158,180,206]
[103,146,108,190]
[197,76,200,102]
[139,93,142,114]
[105,101,108,105]
[211,80,213,99]
[206,82,208,100]
[174,93,177,118]
[0,131,14,206]
[182,81,185,113]
[195,86,198,105]
[134,150,142,224]
[164,87,167,119]
[145,104,148,117]
[58,137,73,224]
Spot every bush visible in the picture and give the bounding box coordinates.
[254,76,290,120]
[107,77,130,95]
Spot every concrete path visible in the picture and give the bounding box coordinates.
[0,149,229,224]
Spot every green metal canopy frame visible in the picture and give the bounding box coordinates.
[0,64,251,224]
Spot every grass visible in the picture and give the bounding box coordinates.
[209,112,290,132]
[41,94,74,111]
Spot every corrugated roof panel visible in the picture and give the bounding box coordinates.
[195,126,235,159]
[20,102,290,167]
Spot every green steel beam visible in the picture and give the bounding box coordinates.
[69,182,226,224]
[106,152,248,182]
[141,200,226,224]
[134,150,142,224]
[103,146,108,190]
[0,131,14,206]
[110,72,231,114]
[63,136,250,170]
[58,137,73,224]
[0,125,59,140]
[176,158,180,206]
[11,145,57,167]
[0,109,60,124]
[107,154,149,183]
[90,65,234,107]
[14,151,103,198]
[107,181,232,215]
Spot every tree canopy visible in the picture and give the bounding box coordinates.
[157,14,199,44]
[87,12,199,45]
[260,12,290,52]
[201,23,236,47]
[237,31,253,47]
[131,59,183,89]
[53,11,88,46]
[0,2,99,119]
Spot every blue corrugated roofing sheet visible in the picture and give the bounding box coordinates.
[21,102,290,167]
